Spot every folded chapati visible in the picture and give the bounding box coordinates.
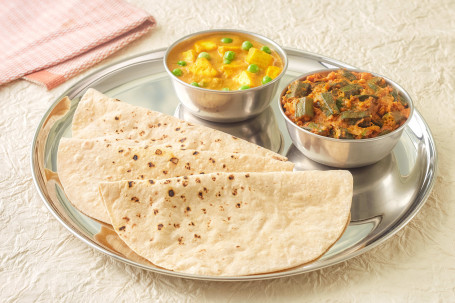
[57,138,294,223]
[72,88,286,161]
[100,171,353,276]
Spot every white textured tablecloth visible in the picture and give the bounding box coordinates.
[1,0,454,301]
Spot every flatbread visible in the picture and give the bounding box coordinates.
[72,88,286,161]
[100,170,353,276]
[57,138,294,223]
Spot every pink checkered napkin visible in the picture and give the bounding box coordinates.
[0,0,156,89]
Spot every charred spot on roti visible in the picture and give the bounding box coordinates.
[200,172,205,174]
[133,155,138,160]
[183,176,188,180]
[170,157,179,164]
[211,176,216,181]
[185,163,191,170]
[236,245,240,248]
[189,222,195,226]
[228,217,231,221]
[119,226,126,231]
[163,170,168,175]
[139,131,145,136]
[148,162,155,168]
[209,157,215,164]
[186,206,191,212]
[131,197,139,203]
[168,189,175,197]
[215,138,221,142]
[198,191,203,199]
[155,149,162,155]
[178,237,184,245]
[194,234,201,239]
[174,223,180,228]
[219,206,224,211]
[192,151,199,156]
[153,209,159,215]
[157,224,164,230]
[118,149,124,153]
[222,164,226,169]
[114,116,119,120]
[245,173,250,178]
[148,180,155,184]
[136,213,141,218]
[228,175,234,180]
[236,203,241,208]
[175,127,181,131]
[216,192,221,197]
[140,175,144,179]
[182,181,189,187]
[201,208,207,214]
[122,216,130,222]
[163,180,171,184]
[106,143,111,148]
[203,187,208,193]
[232,188,238,196]
[128,181,135,188]
[232,136,238,140]
[127,169,131,172]
[179,138,187,143]
[195,178,201,183]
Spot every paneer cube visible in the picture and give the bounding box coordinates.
[194,41,217,53]
[189,57,219,78]
[181,49,196,63]
[235,70,257,87]
[245,47,273,69]
[221,63,245,78]
[266,66,282,79]
[217,46,241,56]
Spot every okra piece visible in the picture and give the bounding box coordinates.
[368,82,379,91]
[321,92,340,116]
[295,97,314,119]
[339,128,355,139]
[382,111,405,124]
[391,89,408,106]
[302,122,322,132]
[286,81,311,98]
[340,84,362,98]
[336,98,344,109]
[340,110,370,120]
[358,94,379,101]
[342,70,357,81]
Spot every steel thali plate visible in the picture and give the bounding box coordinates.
[31,48,437,281]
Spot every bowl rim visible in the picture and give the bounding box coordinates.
[278,67,415,143]
[163,29,289,93]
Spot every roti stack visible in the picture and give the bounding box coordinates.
[100,171,353,276]
[57,89,353,276]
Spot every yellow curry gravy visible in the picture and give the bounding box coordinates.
[167,33,284,91]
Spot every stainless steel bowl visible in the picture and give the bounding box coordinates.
[279,68,415,168]
[164,29,288,123]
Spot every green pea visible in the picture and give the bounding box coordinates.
[222,88,230,91]
[172,68,183,76]
[247,64,259,73]
[239,85,250,90]
[242,41,253,51]
[190,82,200,87]
[261,46,271,54]
[177,60,187,66]
[224,51,235,61]
[262,75,273,84]
[198,52,210,59]
[221,37,233,43]
[223,59,231,64]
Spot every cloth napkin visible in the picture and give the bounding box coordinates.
[0,0,156,89]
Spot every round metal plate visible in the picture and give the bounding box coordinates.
[31,48,437,281]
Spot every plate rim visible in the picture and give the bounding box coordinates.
[30,48,438,281]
